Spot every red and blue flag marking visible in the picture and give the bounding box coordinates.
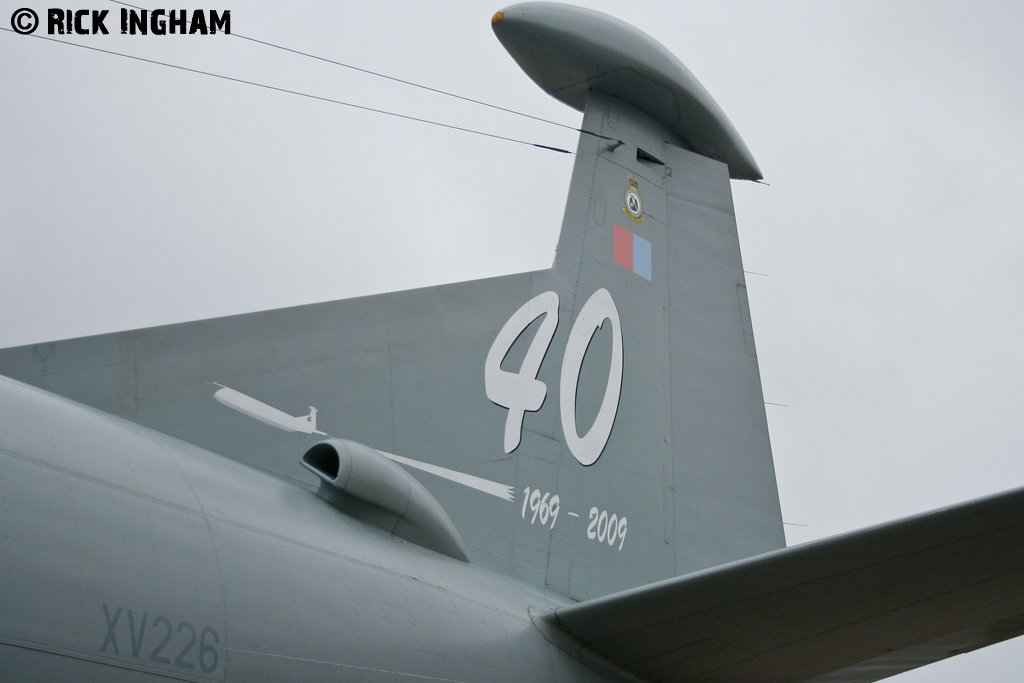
[613,224,652,281]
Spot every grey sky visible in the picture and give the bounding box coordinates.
[2,1,1022,679]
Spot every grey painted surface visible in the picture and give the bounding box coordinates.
[492,2,762,180]
[0,88,785,603]
[0,375,619,683]
[4,4,1018,682]
[664,143,786,572]
[0,32,792,674]
[301,438,471,561]
[547,483,1024,683]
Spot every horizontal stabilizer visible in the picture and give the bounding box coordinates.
[541,484,1024,683]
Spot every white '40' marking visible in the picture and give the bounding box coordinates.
[485,289,622,467]
[484,292,559,454]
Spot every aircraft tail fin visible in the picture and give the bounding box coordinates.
[487,3,785,590]
[0,3,781,600]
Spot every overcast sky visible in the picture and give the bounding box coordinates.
[2,1,1022,679]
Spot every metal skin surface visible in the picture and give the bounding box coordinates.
[0,5,783,679]
[545,482,1024,683]
[301,438,471,562]
[4,4,1024,683]
[0,375,622,683]
[492,2,763,180]
[0,59,786,605]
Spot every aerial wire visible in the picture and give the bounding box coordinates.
[106,0,624,146]
[1,27,574,154]
[108,1,578,131]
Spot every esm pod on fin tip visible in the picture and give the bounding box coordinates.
[2,4,1023,683]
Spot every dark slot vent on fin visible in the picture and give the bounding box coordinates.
[637,147,664,165]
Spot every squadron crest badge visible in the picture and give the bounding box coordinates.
[623,177,644,222]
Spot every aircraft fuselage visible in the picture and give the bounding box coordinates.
[0,376,611,683]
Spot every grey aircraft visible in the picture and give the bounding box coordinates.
[2,3,1023,683]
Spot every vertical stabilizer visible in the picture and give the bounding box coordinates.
[0,2,783,600]
[504,90,784,592]
[493,3,785,583]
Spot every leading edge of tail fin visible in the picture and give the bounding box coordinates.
[0,3,781,600]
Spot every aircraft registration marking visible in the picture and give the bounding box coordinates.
[100,603,221,675]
